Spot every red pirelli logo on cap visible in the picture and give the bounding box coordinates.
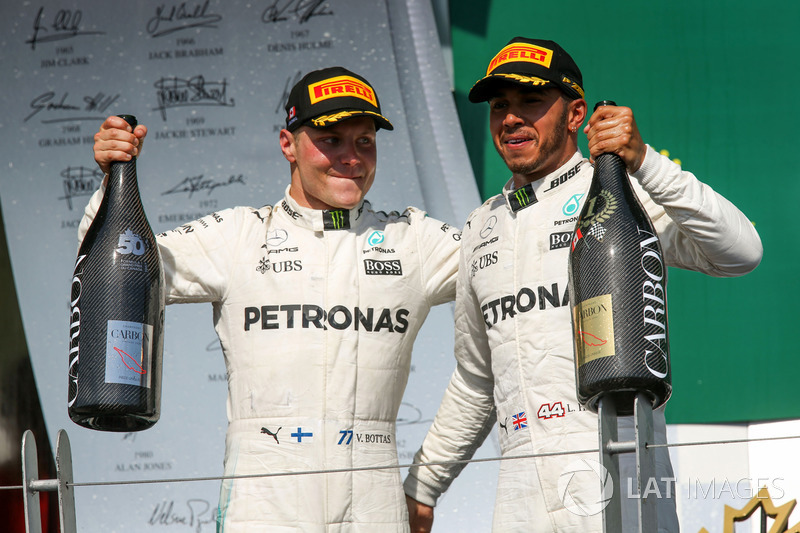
[308,76,377,106]
[487,43,553,75]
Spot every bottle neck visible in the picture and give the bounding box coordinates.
[105,159,144,209]
[593,153,631,191]
[107,159,139,193]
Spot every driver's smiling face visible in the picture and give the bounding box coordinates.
[282,116,378,210]
[488,85,573,185]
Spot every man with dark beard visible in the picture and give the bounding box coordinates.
[403,37,762,532]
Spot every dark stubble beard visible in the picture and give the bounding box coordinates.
[501,103,570,178]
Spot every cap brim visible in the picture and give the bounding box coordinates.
[309,109,394,131]
[468,74,556,103]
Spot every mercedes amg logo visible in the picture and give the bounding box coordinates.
[480,216,497,239]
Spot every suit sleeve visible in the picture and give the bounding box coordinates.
[403,222,496,506]
[632,145,763,276]
[409,208,462,307]
[78,185,251,304]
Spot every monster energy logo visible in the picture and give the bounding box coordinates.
[509,184,537,212]
[323,209,350,230]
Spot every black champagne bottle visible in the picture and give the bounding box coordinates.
[568,101,670,415]
[67,114,165,431]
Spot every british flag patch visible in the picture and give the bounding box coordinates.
[512,412,528,431]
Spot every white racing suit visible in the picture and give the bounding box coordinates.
[80,185,462,532]
[403,147,763,532]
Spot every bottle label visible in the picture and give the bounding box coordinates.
[573,294,616,365]
[580,189,618,229]
[115,228,149,272]
[105,320,153,388]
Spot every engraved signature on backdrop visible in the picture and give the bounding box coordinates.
[154,76,235,120]
[146,0,222,38]
[26,6,105,50]
[275,72,304,115]
[59,166,103,210]
[162,174,246,199]
[262,0,334,24]
[24,92,119,123]
[148,498,216,532]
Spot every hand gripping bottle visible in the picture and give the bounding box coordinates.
[67,115,165,431]
[568,101,670,415]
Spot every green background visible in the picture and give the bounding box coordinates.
[449,1,797,424]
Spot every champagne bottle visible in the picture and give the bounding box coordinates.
[67,115,164,431]
[568,101,670,415]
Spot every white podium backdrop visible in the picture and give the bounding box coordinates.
[0,1,497,530]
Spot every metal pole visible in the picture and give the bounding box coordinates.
[55,430,77,533]
[21,429,77,533]
[598,393,658,533]
[21,430,43,533]
[634,394,657,531]
[598,395,623,531]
